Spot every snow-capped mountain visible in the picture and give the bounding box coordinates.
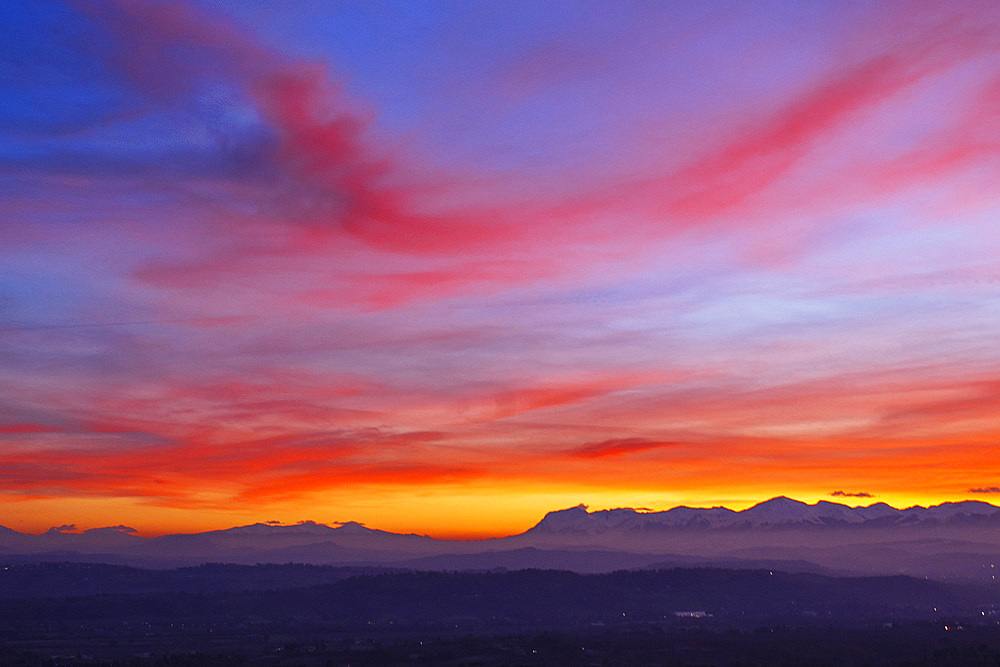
[2,498,998,578]
[524,496,1000,535]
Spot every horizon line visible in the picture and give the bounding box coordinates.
[7,494,1000,541]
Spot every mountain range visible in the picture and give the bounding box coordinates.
[3,497,999,580]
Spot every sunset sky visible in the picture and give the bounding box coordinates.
[3,0,1000,539]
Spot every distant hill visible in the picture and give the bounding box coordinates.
[0,564,992,627]
[4,564,999,667]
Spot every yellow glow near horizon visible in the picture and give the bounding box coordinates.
[3,483,993,540]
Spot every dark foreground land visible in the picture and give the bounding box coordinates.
[1,563,999,665]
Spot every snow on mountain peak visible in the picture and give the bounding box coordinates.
[746,496,807,511]
[530,505,605,534]
[221,521,337,536]
[737,497,821,525]
[521,497,1000,536]
[913,500,1000,519]
[332,521,373,535]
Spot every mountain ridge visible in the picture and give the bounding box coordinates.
[527,496,1000,534]
[3,496,999,542]
[2,497,999,579]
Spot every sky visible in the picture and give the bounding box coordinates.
[3,0,1000,539]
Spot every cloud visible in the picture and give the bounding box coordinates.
[968,487,1000,494]
[830,491,874,498]
[0,423,67,435]
[63,0,415,253]
[0,424,457,510]
[571,438,680,459]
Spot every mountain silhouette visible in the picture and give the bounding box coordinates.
[3,498,998,580]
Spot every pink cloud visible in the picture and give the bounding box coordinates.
[570,438,681,459]
[0,423,67,435]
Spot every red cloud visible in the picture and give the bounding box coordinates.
[481,372,667,422]
[570,438,680,459]
[0,425,452,508]
[0,423,67,435]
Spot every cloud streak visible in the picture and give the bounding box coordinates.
[570,439,682,460]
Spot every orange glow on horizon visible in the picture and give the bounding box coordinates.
[4,481,997,540]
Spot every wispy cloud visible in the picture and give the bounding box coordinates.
[570,438,681,460]
[831,491,874,498]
